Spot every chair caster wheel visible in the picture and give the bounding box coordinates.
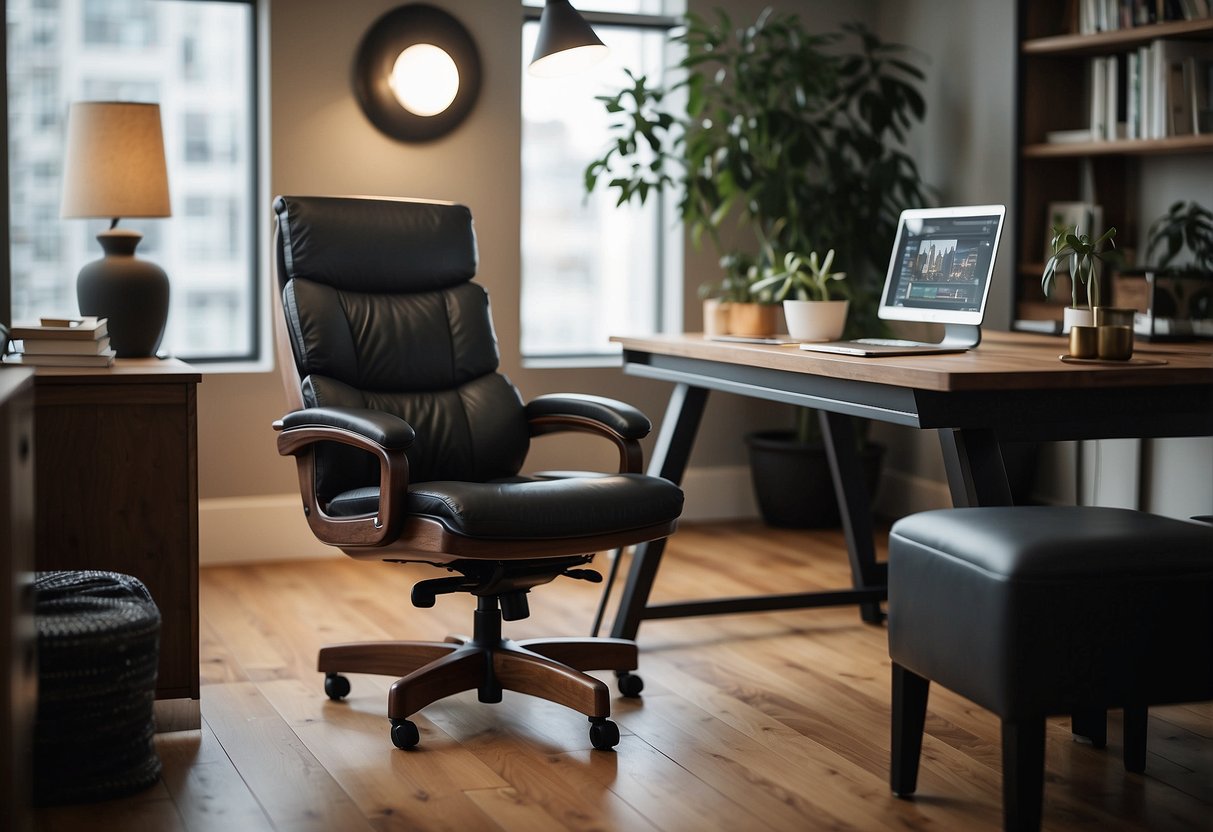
[324,673,351,700]
[617,672,644,698]
[390,718,419,749]
[589,718,620,751]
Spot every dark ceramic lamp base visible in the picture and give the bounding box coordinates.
[76,228,169,358]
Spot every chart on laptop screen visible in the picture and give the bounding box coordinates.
[884,213,1002,315]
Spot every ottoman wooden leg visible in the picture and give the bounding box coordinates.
[891,662,930,797]
[1002,718,1045,832]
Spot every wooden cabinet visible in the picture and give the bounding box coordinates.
[31,359,200,731]
[1,368,35,832]
[1013,4,1213,326]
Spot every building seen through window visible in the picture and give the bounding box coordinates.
[520,1,681,360]
[6,0,257,361]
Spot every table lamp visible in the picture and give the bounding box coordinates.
[61,101,172,358]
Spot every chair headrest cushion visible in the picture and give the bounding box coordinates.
[273,195,477,293]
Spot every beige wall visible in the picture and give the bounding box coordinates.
[197,0,875,505]
[201,0,1211,529]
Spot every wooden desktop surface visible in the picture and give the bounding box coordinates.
[612,331,1213,392]
[605,330,1213,641]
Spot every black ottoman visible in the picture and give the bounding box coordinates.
[886,507,1213,832]
[34,571,163,806]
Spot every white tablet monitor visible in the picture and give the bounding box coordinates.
[877,205,1006,327]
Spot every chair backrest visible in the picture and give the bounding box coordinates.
[272,195,530,500]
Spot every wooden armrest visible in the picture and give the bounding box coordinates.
[275,421,410,548]
[525,394,648,474]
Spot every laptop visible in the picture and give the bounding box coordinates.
[799,205,1006,356]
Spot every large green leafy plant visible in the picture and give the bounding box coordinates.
[1147,200,1213,273]
[584,6,931,334]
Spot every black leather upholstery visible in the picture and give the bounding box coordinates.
[272,194,682,754]
[273,194,683,540]
[275,195,530,499]
[888,506,1213,829]
[889,506,1213,716]
[525,394,651,439]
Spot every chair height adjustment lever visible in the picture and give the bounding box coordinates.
[562,569,602,583]
[411,576,477,608]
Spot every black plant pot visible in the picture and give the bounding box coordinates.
[745,430,885,529]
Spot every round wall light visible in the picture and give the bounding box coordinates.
[353,4,481,143]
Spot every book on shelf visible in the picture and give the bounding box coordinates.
[3,348,116,367]
[1086,40,1212,141]
[9,316,108,341]
[1077,0,1211,34]
[19,336,112,356]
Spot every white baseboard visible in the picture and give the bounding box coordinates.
[200,495,339,565]
[200,467,761,565]
[202,465,955,566]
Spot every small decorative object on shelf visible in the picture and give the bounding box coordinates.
[4,316,115,367]
[1042,224,1118,333]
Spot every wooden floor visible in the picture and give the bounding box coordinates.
[34,521,1212,831]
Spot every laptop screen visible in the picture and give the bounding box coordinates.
[877,205,1006,327]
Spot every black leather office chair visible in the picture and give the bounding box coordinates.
[271,195,683,750]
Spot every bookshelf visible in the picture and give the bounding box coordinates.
[1013,2,1213,326]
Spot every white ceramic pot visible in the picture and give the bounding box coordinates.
[783,299,849,341]
[1062,306,1094,334]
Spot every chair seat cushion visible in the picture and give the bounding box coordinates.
[326,473,683,540]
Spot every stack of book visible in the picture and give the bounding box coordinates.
[4,317,115,367]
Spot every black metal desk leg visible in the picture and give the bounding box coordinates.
[609,383,710,641]
[819,410,885,624]
[938,428,1014,508]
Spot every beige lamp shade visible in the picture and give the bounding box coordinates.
[61,101,171,219]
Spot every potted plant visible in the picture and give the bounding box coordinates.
[751,247,849,341]
[1147,200,1213,274]
[1041,223,1118,332]
[699,255,752,336]
[1129,200,1213,339]
[584,7,930,526]
[584,8,931,340]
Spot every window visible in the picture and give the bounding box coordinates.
[6,0,258,363]
[520,2,682,361]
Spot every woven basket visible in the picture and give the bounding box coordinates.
[33,571,162,806]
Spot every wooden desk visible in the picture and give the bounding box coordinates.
[609,331,1213,640]
[31,359,200,731]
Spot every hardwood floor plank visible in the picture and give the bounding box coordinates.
[461,787,570,832]
[612,691,895,830]
[256,677,511,832]
[201,682,374,832]
[418,692,666,830]
[156,721,275,832]
[43,521,1208,832]
[33,781,183,832]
